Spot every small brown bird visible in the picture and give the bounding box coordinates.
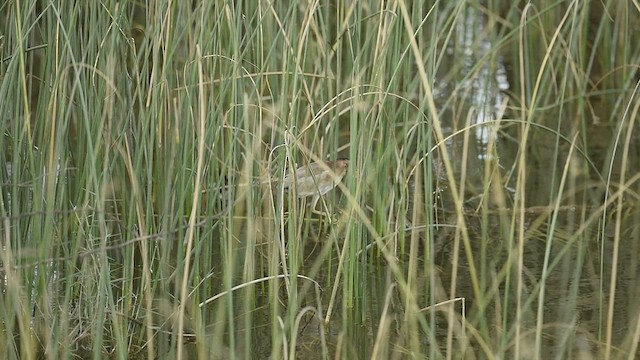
[281,159,349,212]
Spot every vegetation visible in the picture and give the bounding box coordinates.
[1,0,639,358]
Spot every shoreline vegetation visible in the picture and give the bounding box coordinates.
[1,1,639,359]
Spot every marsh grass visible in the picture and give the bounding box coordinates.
[1,1,640,359]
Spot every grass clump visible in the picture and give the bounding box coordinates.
[1,1,639,359]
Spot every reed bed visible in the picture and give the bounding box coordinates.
[1,1,639,359]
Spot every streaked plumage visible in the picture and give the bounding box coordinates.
[281,159,349,211]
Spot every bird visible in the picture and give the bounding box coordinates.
[280,159,349,213]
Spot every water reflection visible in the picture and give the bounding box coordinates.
[454,5,510,159]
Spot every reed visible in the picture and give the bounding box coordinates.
[1,1,638,359]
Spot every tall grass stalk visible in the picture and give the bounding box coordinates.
[1,1,639,359]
